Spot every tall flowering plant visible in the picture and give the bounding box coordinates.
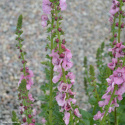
[11,15,36,125]
[40,0,82,124]
[93,0,125,124]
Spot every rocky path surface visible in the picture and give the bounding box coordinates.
[0,0,111,123]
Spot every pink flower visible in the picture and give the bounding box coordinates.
[56,92,66,106]
[29,124,35,125]
[113,67,125,85]
[110,1,119,15]
[41,15,48,27]
[50,50,62,72]
[19,106,24,112]
[58,82,68,92]
[109,16,114,24]
[42,21,47,27]
[21,123,28,125]
[42,118,46,124]
[93,111,104,120]
[108,107,114,113]
[108,58,117,70]
[74,108,82,118]
[52,72,62,83]
[28,93,35,102]
[66,72,75,84]
[18,69,34,90]
[41,15,48,21]
[63,112,70,125]
[68,89,76,96]
[32,109,37,116]
[64,101,71,111]
[42,0,52,14]
[69,98,76,104]
[60,0,67,11]
[62,49,73,71]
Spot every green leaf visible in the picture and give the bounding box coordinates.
[80,109,92,119]
[35,123,42,125]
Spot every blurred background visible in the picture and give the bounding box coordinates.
[0,0,112,124]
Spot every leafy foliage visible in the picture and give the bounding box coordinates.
[11,111,21,125]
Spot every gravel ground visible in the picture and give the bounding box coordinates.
[0,0,112,124]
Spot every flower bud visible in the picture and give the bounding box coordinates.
[19,97,21,100]
[28,114,32,118]
[116,22,119,27]
[20,111,23,115]
[58,28,62,32]
[55,17,58,21]
[32,119,35,123]
[60,53,65,58]
[114,34,117,37]
[121,23,124,28]
[53,25,56,28]
[24,106,27,110]
[120,11,123,14]
[22,60,25,64]
[20,103,23,106]
[113,40,116,45]
[23,117,26,122]
[56,38,59,43]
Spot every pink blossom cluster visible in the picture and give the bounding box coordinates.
[94,31,125,121]
[110,0,119,15]
[94,0,125,121]
[41,0,67,27]
[18,67,34,90]
[109,0,119,24]
[49,44,81,125]
[94,42,125,120]
[18,67,36,125]
[18,90,37,125]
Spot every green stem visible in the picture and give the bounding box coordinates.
[49,15,54,125]
[118,0,122,43]
[100,86,117,125]
[55,6,75,125]
[18,37,26,76]
[112,17,116,48]
[56,12,61,53]
[115,107,117,125]
[90,105,97,125]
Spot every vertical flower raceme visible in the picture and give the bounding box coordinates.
[41,0,81,124]
[12,15,36,125]
[94,0,125,124]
